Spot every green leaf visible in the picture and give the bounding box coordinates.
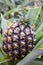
[0,0,6,4]
[22,0,30,7]
[0,35,3,48]
[30,60,43,65]
[34,38,43,50]
[2,62,9,65]
[1,14,8,32]
[16,49,43,65]
[0,56,11,64]
[0,8,14,20]
[8,18,14,22]
[38,44,43,49]
[0,48,8,56]
[0,48,11,64]
[11,0,16,8]
[27,7,36,21]
[35,31,43,44]
[0,49,11,64]
[0,50,11,64]
[1,59,11,65]
[31,7,41,26]
[0,51,3,59]
[26,7,41,26]
[0,40,2,49]
[35,18,43,31]
[36,23,43,34]
[0,7,22,21]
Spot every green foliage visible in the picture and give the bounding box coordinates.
[30,60,43,65]
[16,49,43,65]
[1,14,8,32]
[31,7,41,26]
[0,0,43,65]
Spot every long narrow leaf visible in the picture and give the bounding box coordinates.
[31,7,41,26]
[0,35,3,48]
[35,18,43,31]
[30,60,43,65]
[26,7,41,26]
[0,50,11,64]
[35,31,43,44]
[11,0,16,8]
[0,57,11,64]
[17,49,43,65]
[36,23,43,34]
[33,38,43,50]
[1,14,8,32]
[38,44,43,49]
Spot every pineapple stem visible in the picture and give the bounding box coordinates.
[11,57,15,65]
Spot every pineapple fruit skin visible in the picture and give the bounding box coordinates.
[2,21,36,60]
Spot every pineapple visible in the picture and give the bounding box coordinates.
[2,21,36,60]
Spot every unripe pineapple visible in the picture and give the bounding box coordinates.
[2,21,36,60]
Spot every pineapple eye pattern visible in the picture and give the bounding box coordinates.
[2,21,36,60]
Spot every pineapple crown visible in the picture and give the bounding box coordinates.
[14,11,30,25]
